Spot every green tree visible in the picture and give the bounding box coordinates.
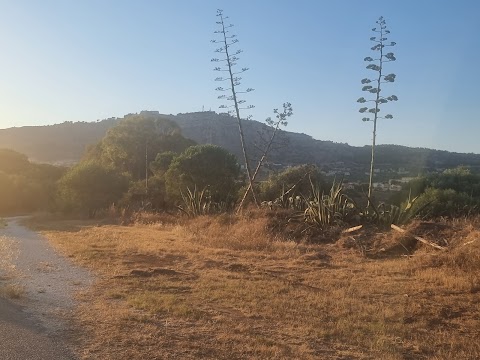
[150,151,177,177]
[122,175,168,210]
[0,149,30,174]
[165,145,239,202]
[258,164,326,201]
[86,114,195,180]
[0,173,24,214]
[0,149,65,215]
[357,16,398,204]
[58,161,129,217]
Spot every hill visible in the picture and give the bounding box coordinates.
[0,119,118,165]
[1,111,480,177]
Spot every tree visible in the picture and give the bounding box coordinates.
[258,164,326,202]
[150,151,177,177]
[83,114,195,211]
[165,145,239,203]
[357,16,398,204]
[211,9,257,205]
[237,103,293,210]
[123,151,177,211]
[86,114,195,181]
[57,161,129,217]
[122,176,168,211]
[0,149,30,174]
[0,149,65,215]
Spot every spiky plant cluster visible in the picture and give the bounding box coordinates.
[178,186,211,217]
[357,16,398,203]
[211,9,257,204]
[300,180,354,230]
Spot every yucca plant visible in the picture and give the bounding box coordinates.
[298,179,354,230]
[178,186,212,217]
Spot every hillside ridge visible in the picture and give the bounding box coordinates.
[1,111,480,175]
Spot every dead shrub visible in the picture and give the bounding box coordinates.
[0,283,25,299]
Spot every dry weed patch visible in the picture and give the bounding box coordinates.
[31,214,480,359]
[0,283,25,299]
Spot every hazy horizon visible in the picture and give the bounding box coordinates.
[2,109,480,156]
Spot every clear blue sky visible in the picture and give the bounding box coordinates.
[0,1,479,153]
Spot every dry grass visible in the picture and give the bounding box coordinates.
[0,233,22,299]
[28,213,480,360]
[0,235,16,271]
[0,283,25,299]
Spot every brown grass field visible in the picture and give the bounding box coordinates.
[26,212,480,359]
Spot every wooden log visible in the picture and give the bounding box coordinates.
[390,224,446,250]
[342,225,363,234]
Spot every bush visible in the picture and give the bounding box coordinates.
[57,161,130,217]
[394,167,480,207]
[409,188,479,219]
[258,164,327,202]
[429,167,480,197]
[122,176,168,211]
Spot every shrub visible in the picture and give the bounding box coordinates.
[258,164,327,202]
[57,161,130,217]
[409,188,479,219]
[165,145,240,204]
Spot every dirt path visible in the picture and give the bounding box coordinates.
[0,217,93,359]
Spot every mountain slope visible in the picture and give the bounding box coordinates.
[1,111,479,173]
[0,119,118,165]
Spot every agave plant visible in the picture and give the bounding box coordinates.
[178,186,212,217]
[299,179,355,230]
[362,191,429,226]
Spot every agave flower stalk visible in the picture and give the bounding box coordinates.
[357,16,398,205]
[211,9,257,207]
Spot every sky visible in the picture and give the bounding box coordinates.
[0,0,479,153]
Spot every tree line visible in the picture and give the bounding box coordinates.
[1,114,479,222]
[0,149,65,215]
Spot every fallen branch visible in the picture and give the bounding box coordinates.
[343,225,363,234]
[463,239,477,247]
[390,224,446,250]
